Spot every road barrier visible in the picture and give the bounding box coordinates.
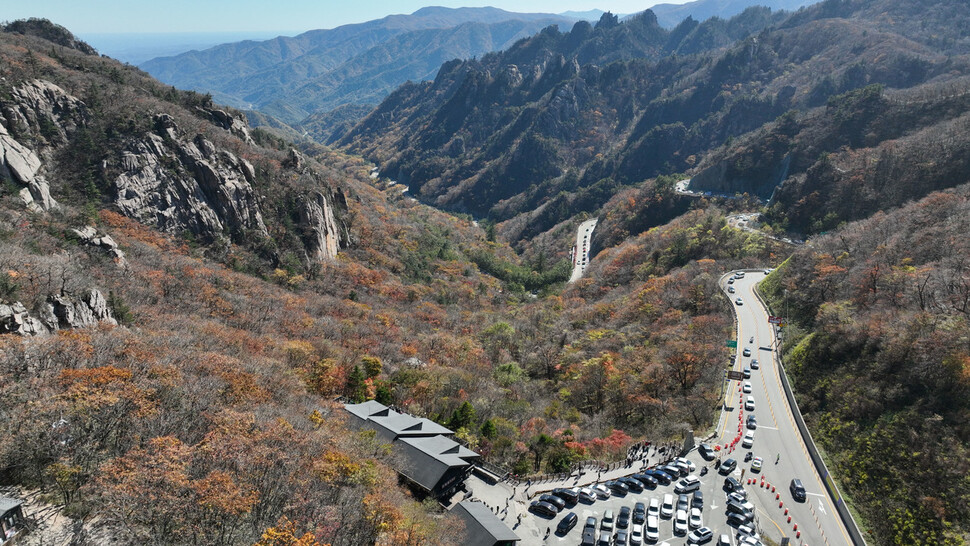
[753,277,868,546]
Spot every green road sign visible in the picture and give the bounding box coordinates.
[726,340,737,348]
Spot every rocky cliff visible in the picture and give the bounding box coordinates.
[114,113,268,242]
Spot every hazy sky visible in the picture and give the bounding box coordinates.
[7,1,687,34]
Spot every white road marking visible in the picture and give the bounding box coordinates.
[817,498,827,515]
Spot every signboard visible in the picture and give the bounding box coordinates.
[725,339,738,348]
[768,316,783,324]
[727,370,744,381]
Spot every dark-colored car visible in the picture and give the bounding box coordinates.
[790,478,807,502]
[750,359,759,369]
[540,494,566,512]
[687,526,714,544]
[616,528,629,545]
[597,529,611,546]
[581,527,596,546]
[633,502,646,524]
[661,464,684,478]
[618,505,632,529]
[723,476,742,492]
[698,443,716,461]
[726,511,754,528]
[677,494,690,512]
[645,469,672,485]
[619,477,643,493]
[557,512,579,535]
[530,500,558,517]
[746,415,757,430]
[726,501,754,520]
[632,473,658,489]
[691,490,704,510]
[718,458,737,475]
[742,367,751,379]
[607,480,630,495]
[552,487,580,504]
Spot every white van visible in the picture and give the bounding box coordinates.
[648,497,660,518]
[661,493,674,518]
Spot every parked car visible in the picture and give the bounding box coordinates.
[677,494,690,513]
[698,443,716,461]
[742,431,754,449]
[746,415,758,430]
[630,523,644,546]
[674,510,689,535]
[579,487,597,503]
[581,527,596,546]
[632,473,658,489]
[726,511,754,527]
[616,528,629,545]
[689,507,703,529]
[529,500,558,517]
[619,476,644,493]
[687,526,714,544]
[674,457,697,472]
[719,458,737,475]
[675,475,701,494]
[716,534,731,546]
[661,494,674,518]
[744,396,755,411]
[540,494,566,512]
[592,484,611,499]
[633,502,646,524]
[557,512,579,535]
[552,487,580,504]
[648,497,660,518]
[723,476,742,492]
[597,529,612,546]
[607,480,630,495]
[661,464,684,478]
[646,469,672,485]
[645,515,660,543]
[618,506,632,529]
[691,490,704,510]
[790,478,807,502]
[601,509,615,532]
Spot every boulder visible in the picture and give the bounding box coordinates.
[71,226,127,265]
[0,301,48,336]
[42,289,117,331]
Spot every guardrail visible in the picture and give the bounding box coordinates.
[751,277,868,546]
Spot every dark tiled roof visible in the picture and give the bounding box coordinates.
[453,500,520,546]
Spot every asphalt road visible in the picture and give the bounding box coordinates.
[718,272,853,546]
[569,219,597,283]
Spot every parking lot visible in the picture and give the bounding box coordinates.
[526,449,774,545]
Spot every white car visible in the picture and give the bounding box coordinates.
[646,515,660,543]
[689,507,703,529]
[674,457,697,472]
[736,297,743,305]
[579,487,597,503]
[674,509,689,535]
[728,286,735,293]
[742,381,752,393]
[742,431,755,448]
[661,494,674,518]
[592,484,611,499]
[745,396,755,411]
[648,497,660,518]
[630,523,644,546]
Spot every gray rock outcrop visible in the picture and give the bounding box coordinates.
[71,226,127,266]
[0,301,48,336]
[114,114,267,242]
[197,107,256,146]
[298,190,348,262]
[0,289,116,336]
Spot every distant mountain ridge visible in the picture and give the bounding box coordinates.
[648,0,820,27]
[140,7,576,123]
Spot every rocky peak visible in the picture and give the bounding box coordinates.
[0,116,57,212]
[4,79,88,144]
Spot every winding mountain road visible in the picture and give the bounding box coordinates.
[719,272,858,545]
[569,218,597,283]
